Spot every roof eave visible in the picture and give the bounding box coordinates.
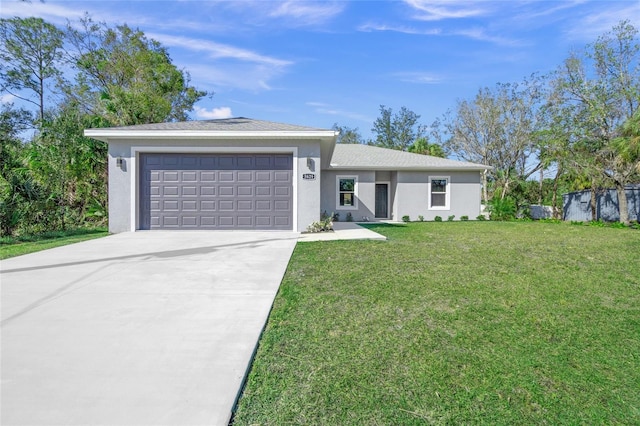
[83,129,337,142]
[326,166,491,171]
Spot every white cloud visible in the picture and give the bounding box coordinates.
[148,33,292,68]
[393,72,443,84]
[565,3,640,41]
[358,22,442,35]
[403,0,488,21]
[308,103,372,123]
[1,94,17,104]
[193,106,233,119]
[269,1,345,25]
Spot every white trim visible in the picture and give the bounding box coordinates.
[335,175,358,210]
[428,175,450,210]
[130,146,298,232]
[86,129,336,140]
[375,181,391,219]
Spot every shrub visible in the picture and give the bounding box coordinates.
[589,219,606,227]
[476,215,487,221]
[609,221,627,229]
[332,212,340,222]
[306,216,333,233]
[434,216,443,222]
[488,197,516,221]
[460,215,469,221]
[346,212,353,222]
[570,220,584,226]
[402,215,410,223]
[418,215,424,222]
[447,215,455,222]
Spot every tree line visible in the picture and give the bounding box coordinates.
[336,21,640,223]
[1,15,207,236]
[1,16,638,237]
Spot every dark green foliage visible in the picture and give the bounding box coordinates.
[447,214,455,221]
[460,215,469,221]
[488,197,517,221]
[401,215,410,222]
[476,214,487,221]
[434,215,443,222]
[346,212,353,222]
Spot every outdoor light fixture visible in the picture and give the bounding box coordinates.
[306,157,315,171]
[116,157,124,169]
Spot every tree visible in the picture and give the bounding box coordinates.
[64,17,207,126]
[333,123,365,144]
[441,76,546,203]
[371,105,424,151]
[0,17,64,121]
[552,21,639,224]
[407,137,446,157]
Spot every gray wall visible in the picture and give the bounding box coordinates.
[320,169,483,222]
[320,170,376,221]
[106,137,322,233]
[563,186,640,222]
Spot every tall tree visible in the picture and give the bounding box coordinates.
[441,76,546,202]
[371,105,424,151]
[0,17,64,121]
[407,137,446,158]
[64,17,207,126]
[333,123,365,144]
[552,20,639,224]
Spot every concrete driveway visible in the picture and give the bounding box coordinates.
[1,231,298,426]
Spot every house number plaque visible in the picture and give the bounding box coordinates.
[302,173,316,180]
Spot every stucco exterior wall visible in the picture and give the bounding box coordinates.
[320,169,483,223]
[106,138,322,233]
[395,170,482,221]
[320,170,376,221]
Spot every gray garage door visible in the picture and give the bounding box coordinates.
[139,153,293,230]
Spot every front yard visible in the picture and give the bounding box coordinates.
[233,222,640,425]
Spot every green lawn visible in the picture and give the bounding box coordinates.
[233,222,640,425]
[0,228,109,260]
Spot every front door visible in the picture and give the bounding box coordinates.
[375,183,388,219]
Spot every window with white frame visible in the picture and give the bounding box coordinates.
[336,176,357,209]
[429,176,450,209]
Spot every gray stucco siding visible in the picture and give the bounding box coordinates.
[394,170,482,221]
[106,138,322,233]
[320,169,482,223]
[320,170,376,221]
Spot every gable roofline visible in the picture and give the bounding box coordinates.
[327,144,491,171]
[84,117,337,141]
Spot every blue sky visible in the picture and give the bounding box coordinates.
[2,0,639,140]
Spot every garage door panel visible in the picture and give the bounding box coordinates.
[140,153,292,230]
[219,186,234,196]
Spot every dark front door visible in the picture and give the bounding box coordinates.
[375,183,388,219]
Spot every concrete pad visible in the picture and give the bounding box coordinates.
[298,221,387,242]
[1,231,298,426]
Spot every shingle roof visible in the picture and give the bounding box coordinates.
[328,144,490,170]
[102,117,331,132]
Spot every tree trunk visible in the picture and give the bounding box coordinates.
[482,170,488,205]
[615,180,630,225]
[552,164,562,219]
[538,168,543,206]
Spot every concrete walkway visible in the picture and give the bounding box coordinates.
[298,222,387,242]
[1,232,298,426]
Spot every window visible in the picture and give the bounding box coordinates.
[429,176,450,210]
[336,176,357,209]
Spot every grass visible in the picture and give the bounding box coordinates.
[0,227,109,260]
[232,221,640,425]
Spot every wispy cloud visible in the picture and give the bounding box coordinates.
[269,1,345,26]
[0,1,88,25]
[147,33,292,91]
[403,0,488,21]
[393,72,443,84]
[358,22,441,35]
[564,3,640,41]
[306,102,372,123]
[148,33,292,67]
[1,94,17,104]
[193,106,233,119]
[452,27,522,47]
